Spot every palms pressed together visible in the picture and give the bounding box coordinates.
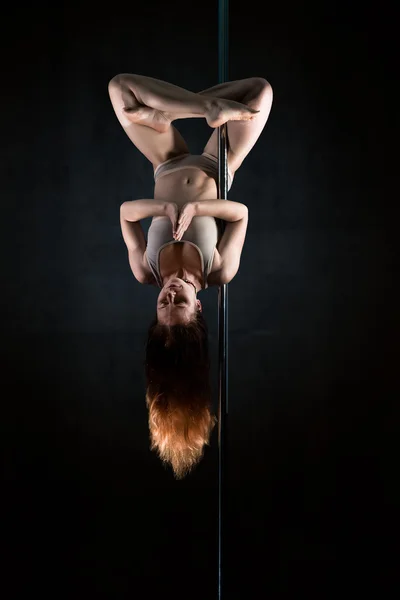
[164,201,196,241]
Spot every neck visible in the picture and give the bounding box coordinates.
[161,268,203,291]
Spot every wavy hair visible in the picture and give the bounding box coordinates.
[145,310,217,479]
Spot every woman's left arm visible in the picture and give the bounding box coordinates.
[120,200,162,255]
[120,201,167,285]
[121,199,179,237]
[119,200,178,284]
[121,199,167,222]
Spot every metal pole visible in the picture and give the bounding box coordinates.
[217,1,229,599]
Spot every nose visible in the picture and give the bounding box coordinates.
[167,289,177,301]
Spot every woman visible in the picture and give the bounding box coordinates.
[108,73,273,478]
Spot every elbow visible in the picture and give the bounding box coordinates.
[108,74,127,93]
[120,200,138,222]
[238,204,248,221]
[120,201,133,221]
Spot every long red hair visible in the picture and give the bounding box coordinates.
[145,311,217,479]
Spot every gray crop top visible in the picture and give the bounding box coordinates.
[145,216,223,289]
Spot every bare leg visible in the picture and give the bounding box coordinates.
[198,78,273,174]
[109,73,259,133]
[197,77,267,106]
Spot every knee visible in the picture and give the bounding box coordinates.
[255,77,272,95]
[108,74,122,91]
[108,73,132,91]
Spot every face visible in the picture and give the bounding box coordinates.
[157,277,202,325]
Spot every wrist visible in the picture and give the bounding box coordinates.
[121,199,167,221]
[164,201,176,217]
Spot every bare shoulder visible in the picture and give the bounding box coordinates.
[207,213,248,286]
[216,216,248,284]
[207,268,237,287]
[206,269,224,287]
[207,248,228,287]
[141,252,158,285]
[128,250,157,285]
[139,267,158,286]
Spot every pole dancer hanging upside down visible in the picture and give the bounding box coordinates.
[108,73,273,478]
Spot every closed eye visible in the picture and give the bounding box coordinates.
[159,302,187,308]
[159,305,187,309]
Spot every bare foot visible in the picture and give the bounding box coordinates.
[123,106,171,133]
[206,98,260,128]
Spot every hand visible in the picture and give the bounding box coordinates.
[164,202,179,236]
[174,202,197,241]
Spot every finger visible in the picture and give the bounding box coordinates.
[175,225,185,240]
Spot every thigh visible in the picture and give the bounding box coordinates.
[124,121,190,170]
[109,83,190,170]
[202,79,273,175]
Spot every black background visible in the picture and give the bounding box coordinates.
[1,1,397,598]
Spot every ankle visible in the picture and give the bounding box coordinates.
[204,96,220,119]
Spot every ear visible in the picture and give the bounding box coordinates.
[196,299,202,312]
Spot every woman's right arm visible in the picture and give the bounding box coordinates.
[195,199,247,221]
[195,200,249,285]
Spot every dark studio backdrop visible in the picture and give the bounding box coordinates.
[1,1,397,598]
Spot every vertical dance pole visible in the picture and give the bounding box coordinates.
[217,1,229,599]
